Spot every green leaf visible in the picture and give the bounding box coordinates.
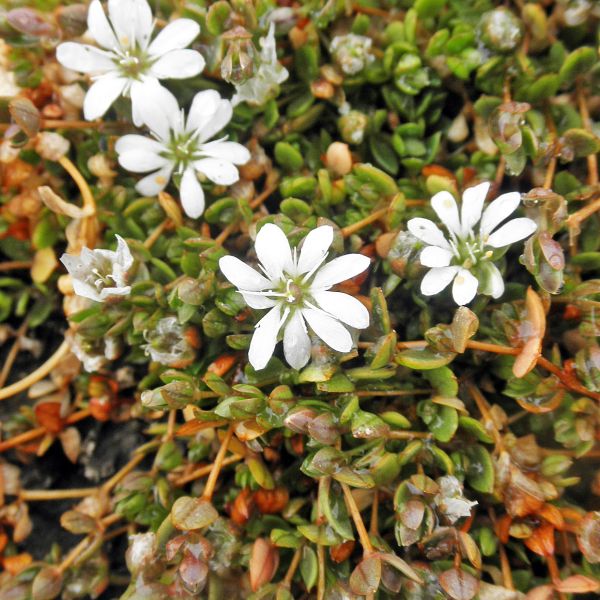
[300,546,318,591]
[396,348,456,370]
[424,367,458,397]
[171,497,218,531]
[559,47,596,87]
[458,416,494,443]
[465,445,495,493]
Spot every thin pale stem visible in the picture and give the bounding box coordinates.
[20,487,97,501]
[576,81,599,186]
[282,545,303,588]
[101,452,146,493]
[341,482,373,555]
[174,454,242,486]
[143,219,169,249]
[316,543,326,600]
[0,340,70,401]
[341,206,388,238]
[0,320,28,388]
[0,260,32,271]
[202,425,234,500]
[58,156,96,212]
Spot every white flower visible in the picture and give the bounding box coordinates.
[434,476,477,524]
[231,23,289,107]
[330,34,374,75]
[143,317,194,365]
[115,85,250,219]
[56,0,205,122]
[219,224,370,370]
[60,234,133,302]
[407,182,537,306]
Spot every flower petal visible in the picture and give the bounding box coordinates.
[241,293,277,309]
[115,234,134,271]
[480,191,521,237]
[254,223,293,281]
[117,148,170,173]
[194,158,239,186]
[296,226,333,275]
[452,268,479,306]
[313,291,370,329]
[149,49,205,79]
[420,246,453,268]
[180,167,205,219]
[186,90,221,132]
[115,134,166,155]
[407,218,451,250]
[187,91,233,142]
[135,164,173,197]
[71,278,102,302]
[148,19,201,56]
[56,42,115,73]
[311,254,370,289]
[83,76,126,120]
[485,218,537,248]
[108,0,149,50]
[283,310,311,370]
[131,82,181,139]
[432,191,462,237]
[482,262,505,299]
[461,181,489,236]
[219,256,271,292]
[87,0,118,49]
[420,266,459,296]
[133,0,154,49]
[249,306,282,370]
[302,307,353,353]
[199,140,250,165]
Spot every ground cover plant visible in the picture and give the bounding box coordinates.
[0,0,599,598]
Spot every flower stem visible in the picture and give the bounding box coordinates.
[58,156,96,212]
[174,454,242,487]
[0,320,28,388]
[282,545,303,588]
[576,81,598,186]
[341,482,373,555]
[202,425,234,500]
[341,206,388,238]
[101,451,147,493]
[0,340,70,401]
[20,487,97,501]
[0,260,32,271]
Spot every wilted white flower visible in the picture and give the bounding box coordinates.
[231,23,289,107]
[60,234,133,302]
[434,476,478,523]
[219,224,370,370]
[56,0,205,122]
[35,132,70,161]
[408,182,537,306]
[330,34,374,75]
[115,85,250,219]
[65,331,118,373]
[143,317,195,366]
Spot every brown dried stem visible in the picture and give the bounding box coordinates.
[341,482,373,555]
[202,425,234,500]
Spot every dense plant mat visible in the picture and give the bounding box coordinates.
[0,0,599,599]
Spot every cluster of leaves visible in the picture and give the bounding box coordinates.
[0,1,600,599]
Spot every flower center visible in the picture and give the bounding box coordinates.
[285,279,303,303]
[113,46,151,79]
[451,237,492,270]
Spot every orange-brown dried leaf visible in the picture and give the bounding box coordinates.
[254,487,289,514]
[249,538,279,592]
[3,552,32,574]
[524,522,555,557]
[553,575,600,594]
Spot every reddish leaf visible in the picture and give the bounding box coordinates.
[524,523,555,557]
[34,402,64,434]
[249,538,279,592]
[553,575,600,594]
[349,556,382,595]
[439,568,479,600]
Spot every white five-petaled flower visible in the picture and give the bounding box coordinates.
[60,234,133,302]
[407,182,537,306]
[231,22,289,107]
[219,224,370,370]
[56,0,205,122]
[115,85,250,219]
